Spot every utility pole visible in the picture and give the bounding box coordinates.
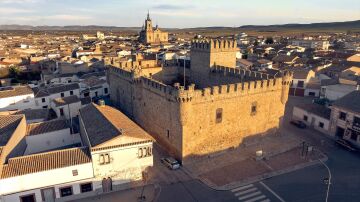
[319,158,331,202]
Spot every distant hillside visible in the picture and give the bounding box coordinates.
[239,20,360,30]
[0,20,359,32]
[0,25,141,32]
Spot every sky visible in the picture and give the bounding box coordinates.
[0,0,359,28]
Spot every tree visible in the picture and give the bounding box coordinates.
[265,37,274,44]
[8,66,21,78]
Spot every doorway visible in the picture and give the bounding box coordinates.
[41,187,55,202]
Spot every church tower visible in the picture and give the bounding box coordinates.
[144,11,153,31]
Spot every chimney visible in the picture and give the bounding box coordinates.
[98,99,105,107]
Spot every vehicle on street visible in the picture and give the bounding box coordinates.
[335,139,357,152]
[161,157,180,170]
[290,120,307,128]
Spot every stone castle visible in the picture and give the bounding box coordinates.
[107,39,292,164]
[139,12,168,44]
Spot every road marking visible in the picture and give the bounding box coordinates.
[235,187,258,196]
[259,181,285,202]
[232,184,254,192]
[260,199,271,202]
[244,195,266,202]
[238,191,261,200]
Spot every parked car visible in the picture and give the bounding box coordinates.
[335,139,356,152]
[290,120,307,128]
[161,157,180,170]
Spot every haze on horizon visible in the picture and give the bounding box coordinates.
[0,0,359,28]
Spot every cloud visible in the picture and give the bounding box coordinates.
[151,11,200,17]
[46,15,93,21]
[0,7,33,14]
[0,0,40,3]
[152,4,192,10]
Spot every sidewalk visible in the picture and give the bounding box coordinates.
[195,147,327,190]
[71,184,159,202]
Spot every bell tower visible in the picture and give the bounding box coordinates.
[145,10,153,31]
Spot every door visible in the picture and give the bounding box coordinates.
[102,177,113,193]
[41,188,55,202]
[311,117,315,127]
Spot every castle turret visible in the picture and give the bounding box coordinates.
[281,71,293,104]
[190,38,237,81]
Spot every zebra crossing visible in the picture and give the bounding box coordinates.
[231,183,271,202]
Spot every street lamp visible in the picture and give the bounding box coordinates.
[319,158,331,202]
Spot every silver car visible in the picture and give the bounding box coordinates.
[161,157,180,170]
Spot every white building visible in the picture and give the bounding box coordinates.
[321,84,357,101]
[50,95,82,120]
[33,83,81,109]
[0,102,154,202]
[79,76,109,99]
[292,104,331,135]
[0,86,35,111]
[291,39,330,50]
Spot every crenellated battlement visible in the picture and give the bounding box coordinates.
[191,39,237,52]
[108,64,291,104]
[210,65,272,80]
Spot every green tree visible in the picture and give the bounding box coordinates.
[8,66,21,78]
[265,37,274,44]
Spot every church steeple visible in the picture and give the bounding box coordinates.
[147,10,151,21]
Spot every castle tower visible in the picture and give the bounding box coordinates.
[281,70,293,105]
[190,39,237,77]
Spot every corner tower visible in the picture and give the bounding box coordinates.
[190,39,237,77]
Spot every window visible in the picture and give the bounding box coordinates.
[353,116,360,127]
[20,194,36,202]
[23,99,30,103]
[70,90,73,95]
[339,112,347,121]
[59,108,64,116]
[216,108,223,123]
[319,122,324,128]
[61,92,65,97]
[72,169,78,176]
[60,186,73,197]
[99,153,110,165]
[167,130,170,139]
[95,91,98,97]
[297,81,304,88]
[80,183,93,193]
[42,98,46,103]
[303,115,308,121]
[350,133,358,141]
[104,88,108,94]
[138,147,152,158]
[42,105,48,109]
[251,102,257,116]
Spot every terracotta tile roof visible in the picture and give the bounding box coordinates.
[14,108,50,121]
[83,76,106,87]
[26,119,69,136]
[0,147,91,179]
[33,83,79,98]
[0,86,33,99]
[79,103,153,147]
[52,95,80,107]
[332,91,360,114]
[296,104,331,119]
[0,115,24,147]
